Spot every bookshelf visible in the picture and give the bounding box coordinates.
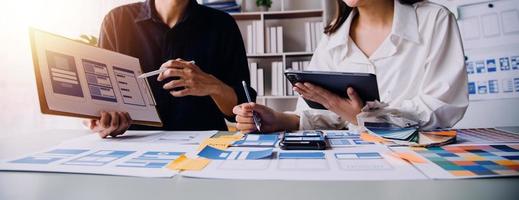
[231,0,331,112]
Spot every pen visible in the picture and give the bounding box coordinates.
[241,81,262,132]
[138,60,195,79]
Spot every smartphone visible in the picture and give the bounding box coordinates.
[280,131,327,150]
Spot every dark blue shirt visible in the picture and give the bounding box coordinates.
[99,0,255,131]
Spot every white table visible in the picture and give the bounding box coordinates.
[1,130,518,200]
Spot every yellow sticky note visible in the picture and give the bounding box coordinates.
[217,133,244,140]
[197,138,237,150]
[389,152,426,163]
[360,132,387,143]
[166,154,210,171]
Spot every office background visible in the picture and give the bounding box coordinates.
[0,0,517,136]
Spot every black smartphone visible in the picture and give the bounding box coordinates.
[280,131,327,150]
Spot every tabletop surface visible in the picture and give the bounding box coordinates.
[1,129,518,200]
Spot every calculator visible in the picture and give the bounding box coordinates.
[279,131,328,150]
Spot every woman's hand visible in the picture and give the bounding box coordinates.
[157,59,224,97]
[233,103,278,133]
[233,103,300,133]
[87,111,132,138]
[294,83,364,125]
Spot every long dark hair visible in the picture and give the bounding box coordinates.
[324,0,424,35]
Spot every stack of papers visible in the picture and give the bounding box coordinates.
[1,130,518,181]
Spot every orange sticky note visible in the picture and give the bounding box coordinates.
[389,152,426,163]
[360,132,387,143]
[429,130,457,137]
[166,154,210,171]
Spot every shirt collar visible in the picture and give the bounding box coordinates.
[326,0,421,52]
[392,0,421,44]
[134,0,198,24]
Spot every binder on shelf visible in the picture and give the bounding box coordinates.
[305,22,312,52]
[271,62,278,96]
[270,27,277,54]
[247,25,253,54]
[276,26,283,53]
[257,68,264,96]
[265,26,271,53]
[249,62,258,91]
[255,21,264,54]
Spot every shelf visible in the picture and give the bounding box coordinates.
[231,9,323,21]
[247,51,313,58]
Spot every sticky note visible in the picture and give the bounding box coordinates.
[389,152,426,163]
[166,154,210,171]
[360,132,387,143]
[429,130,457,137]
[197,138,239,150]
[217,133,244,140]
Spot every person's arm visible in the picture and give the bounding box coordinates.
[394,9,468,130]
[218,15,256,119]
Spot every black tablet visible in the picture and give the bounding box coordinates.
[284,70,380,110]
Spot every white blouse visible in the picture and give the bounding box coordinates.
[294,0,469,130]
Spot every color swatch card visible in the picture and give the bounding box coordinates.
[232,134,279,147]
[197,146,274,160]
[456,128,519,143]
[393,144,519,179]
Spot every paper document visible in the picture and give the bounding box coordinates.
[182,145,427,180]
[29,28,160,126]
[0,137,198,178]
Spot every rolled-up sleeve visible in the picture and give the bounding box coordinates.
[395,10,468,130]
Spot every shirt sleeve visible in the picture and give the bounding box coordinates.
[292,35,348,130]
[220,15,256,122]
[394,9,468,130]
[98,12,116,50]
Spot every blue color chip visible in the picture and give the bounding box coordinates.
[468,82,476,95]
[492,145,519,152]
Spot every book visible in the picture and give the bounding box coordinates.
[250,62,258,91]
[271,62,278,96]
[276,26,283,53]
[257,68,264,96]
[265,26,271,53]
[252,22,257,54]
[270,27,277,54]
[246,25,253,54]
[310,22,316,51]
[255,21,264,54]
[305,22,312,52]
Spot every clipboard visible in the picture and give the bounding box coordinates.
[29,28,162,127]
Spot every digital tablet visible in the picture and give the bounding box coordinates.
[284,70,380,110]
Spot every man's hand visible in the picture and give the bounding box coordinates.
[157,59,224,97]
[294,83,364,125]
[87,111,132,138]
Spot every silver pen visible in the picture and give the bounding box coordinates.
[241,81,262,132]
[138,60,195,79]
